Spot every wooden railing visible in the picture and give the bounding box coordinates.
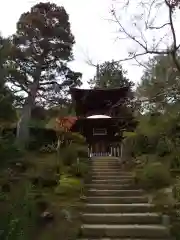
[88,145,122,158]
[90,152,110,157]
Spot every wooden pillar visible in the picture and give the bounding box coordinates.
[114,147,116,157]
[88,145,90,157]
[120,143,123,160]
[90,145,93,157]
[92,144,94,157]
[102,142,105,155]
[117,145,120,157]
[95,143,97,156]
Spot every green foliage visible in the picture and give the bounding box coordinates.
[150,188,176,217]
[123,111,180,165]
[75,144,88,158]
[135,154,157,167]
[39,143,56,154]
[55,174,82,196]
[59,130,88,167]
[3,2,82,146]
[7,2,82,107]
[135,162,172,191]
[173,178,180,202]
[0,183,38,240]
[0,86,16,126]
[61,144,78,166]
[88,60,134,89]
[0,148,85,240]
[69,132,86,145]
[67,161,89,178]
[124,54,180,239]
[0,36,16,126]
[137,54,180,112]
[133,54,180,168]
[26,153,58,188]
[0,134,25,168]
[61,143,88,167]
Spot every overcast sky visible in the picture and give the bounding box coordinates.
[0,0,179,88]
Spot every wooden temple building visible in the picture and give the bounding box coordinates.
[70,87,137,157]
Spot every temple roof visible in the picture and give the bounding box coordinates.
[70,87,131,117]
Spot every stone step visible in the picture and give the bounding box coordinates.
[92,167,123,170]
[92,169,129,172]
[92,172,133,178]
[78,239,171,240]
[86,184,133,190]
[92,158,119,160]
[87,196,148,204]
[81,224,170,238]
[92,168,132,172]
[91,165,126,168]
[92,161,119,164]
[92,177,133,183]
[91,157,119,160]
[87,185,143,193]
[91,164,120,167]
[89,183,134,189]
[92,171,129,174]
[92,170,121,173]
[91,177,133,182]
[92,166,120,169]
[91,172,131,175]
[91,159,119,162]
[81,213,162,224]
[85,203,156,213]
[86,183,143,191]
[91,179,134,185]
[92,171,130,175]
[87,188,139,196]
[91,160,119,163]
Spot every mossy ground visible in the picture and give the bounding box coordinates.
[0,152,86,240]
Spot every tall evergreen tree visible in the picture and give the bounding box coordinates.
[6,2,82,146]
[0,36,16,127]
[88,60,134,89]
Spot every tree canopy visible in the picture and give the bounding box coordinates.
[137,54,180,112]
[0,36,16,126]
[5,2,82,145]
[88,60,134,89]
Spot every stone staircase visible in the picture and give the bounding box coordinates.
[78,157,172,239]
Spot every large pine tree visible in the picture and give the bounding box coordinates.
[6,2,82,146]
[88,60,134,89]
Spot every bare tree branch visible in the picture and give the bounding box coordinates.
[133,57,150,70]
[110,12,148,52]
[118,52,150,62]
[149,22,170,29]
[110,0,180,71]
[164,0,180,72]
[85,55,98,68]
[39,81,58,86]
[145,0,159,29]
[11,81,29,93]
[166,0,177,48]
[111,9,174,55]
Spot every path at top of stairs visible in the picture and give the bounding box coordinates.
[78,157,172,240]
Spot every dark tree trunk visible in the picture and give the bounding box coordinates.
[16,80,39,147]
